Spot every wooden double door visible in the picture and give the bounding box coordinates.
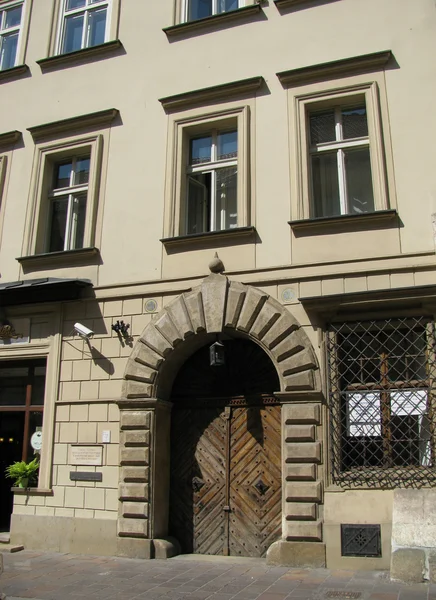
[169,400,281,557]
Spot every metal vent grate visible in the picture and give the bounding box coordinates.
[341,524,381,557]
[327,317,436,487]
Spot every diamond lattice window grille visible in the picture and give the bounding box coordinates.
[327,317,436,487]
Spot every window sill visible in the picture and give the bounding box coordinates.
[12,488,53,496]
[36,40,123,70]
[274,0,324,6]
[163,4,262,38]
[17,247,101,270]
[289,209,398,234]
[0,64,29,83]
[161,226,257,249]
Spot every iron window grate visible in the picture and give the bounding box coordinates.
[341,524,381,558]
[327,317,436,487]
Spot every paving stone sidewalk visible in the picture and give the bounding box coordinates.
[0,550,435,600]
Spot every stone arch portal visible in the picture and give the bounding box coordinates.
[117,262,324,563]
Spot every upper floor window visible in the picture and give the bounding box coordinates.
[58,0,109,54]
[187,128,238,234]
[183,0,244,22]
[48,155,90,252]
[0,1,23,70]
[309,103,374,218]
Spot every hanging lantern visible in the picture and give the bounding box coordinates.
[210,340,225,367]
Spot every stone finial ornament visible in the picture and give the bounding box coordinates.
[209,253,225,274]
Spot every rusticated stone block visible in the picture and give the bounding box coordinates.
[280,348,317,375]
[285,425,315,442]
[284,404,320,424]
[122,502,148,518]
[283,371,314,391]
[124,360,157,384]
[271,336,305,362]
[123,380,153,399]
[391,548,425,583]
[121,430,150,447]
[267,541,326,567]
[284,520,322,541]
[183,289,206,333]
[250,300,281,340]
[224,282,246,329]
[201,274,227,333]
[134,340,163,371]
[236,287,268,333]
[285,482,322,503]
[285,464,316,481]
[285,442,321,463]
[262,313,299,350]
[118,518,148,538]
[119,483,149,501]
[121,447,149,465]
[285,502,317,521]
[154,311,182,347]
[122,466,149,482]
[116,537,154,559]
[120,411,151,430]
[166,296,194,339]
[141,325,173,357]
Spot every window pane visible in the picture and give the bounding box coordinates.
[342,106,368,139]
[66,0,86,10]
[310,110,336,145]
[218,0,239,13]
[71,194,87,249]
[31,365,47,406]
[215,167,237,230]
[0,33,18,70]
[5,5,22,28]
[0,368,28,405]
[344,147,374,214]
[87,8,106,47]
[74,156,90,185]
[311,152,340,217]
[188,0,212,20]
[190,135,212,165]
[62,14,84,53]
[49,198,68,252]
[54,161,73,189]
[217,130,237,160]
[187,174,210,234]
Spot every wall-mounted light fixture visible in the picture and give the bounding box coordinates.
[111,320,130,338]
[210,339,225,367]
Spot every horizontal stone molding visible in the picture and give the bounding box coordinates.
[0,130,22,147]
[27,108,119,141]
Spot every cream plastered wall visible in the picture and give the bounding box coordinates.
[0,0,434,287]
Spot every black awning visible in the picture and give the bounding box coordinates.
[0,278,92,306]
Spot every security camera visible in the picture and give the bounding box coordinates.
[74,322,94,339]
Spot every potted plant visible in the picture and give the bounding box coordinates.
[5,457,39,489]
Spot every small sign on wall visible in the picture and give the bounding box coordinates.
[70,445,103,466]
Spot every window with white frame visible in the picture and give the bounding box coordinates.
[58,0,109,54]
[48,155,90,252]
[0,1,23,70]
[182,0,244,22]
[309,102,374,218]
[186,128,238,234]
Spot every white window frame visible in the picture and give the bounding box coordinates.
[56,0,112,55]
[292,81,394,222]
[181,0,246,22]
[309,103,372,217]
[25,135,103,256]
[164,106,250,239]
[48,155,90,252]
[0,0,25,70]
[187,127,238,234]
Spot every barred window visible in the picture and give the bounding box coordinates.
[327,317,436,487]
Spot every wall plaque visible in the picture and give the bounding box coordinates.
[70,445,103,466]
[70,472,103,482]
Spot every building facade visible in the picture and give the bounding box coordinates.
[0,0,436,581]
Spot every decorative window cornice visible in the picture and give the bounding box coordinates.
[27,109,119,141]
[163,4,262,37]
[159,76,264,112]
[277,50,393,87]
[0,130,22,147]
[0,63,29,83]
